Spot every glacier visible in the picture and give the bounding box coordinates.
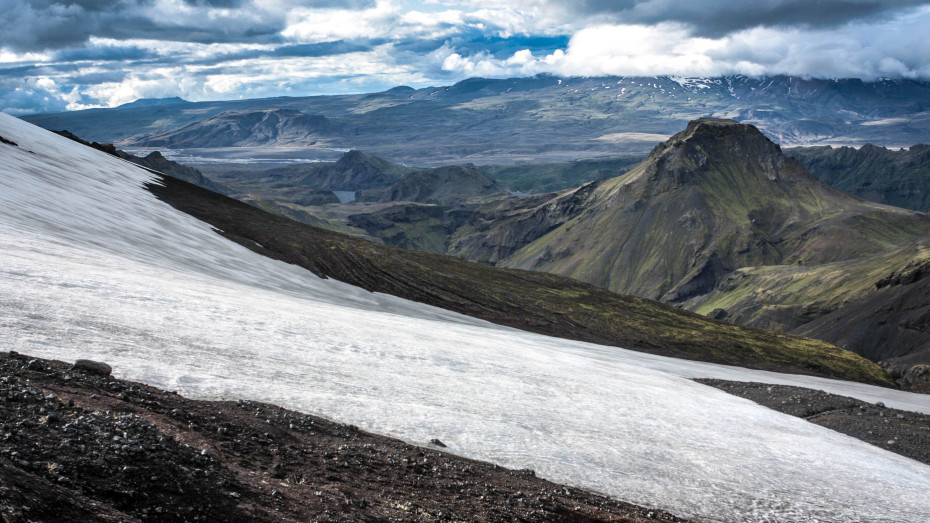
[1,111,929,522]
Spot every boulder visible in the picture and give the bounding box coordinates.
[73,359,112,376]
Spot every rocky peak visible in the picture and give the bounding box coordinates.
[648,117,810,186]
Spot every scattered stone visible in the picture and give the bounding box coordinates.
[73,359,112,376]
[429,438,447,448]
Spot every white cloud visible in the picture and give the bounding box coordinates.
[283,0,402,42]
[436,10,930,81]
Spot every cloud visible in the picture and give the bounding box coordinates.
[567,0,930,36]
[437,10,930,81]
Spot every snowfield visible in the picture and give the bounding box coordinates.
[2,111,929,522]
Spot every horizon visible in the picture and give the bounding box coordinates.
[3,1,930,115]
[15,72,930,118]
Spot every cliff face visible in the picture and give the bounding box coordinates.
[788,143,930,213]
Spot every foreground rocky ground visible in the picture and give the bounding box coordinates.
[0,351,685,522]
[697,379,930,466]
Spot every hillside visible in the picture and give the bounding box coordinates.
[5,109,930,523]
[22,75,930,166]
[788,144,930,212]
[147,169,888,384]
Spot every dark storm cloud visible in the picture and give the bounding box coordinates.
[573,0,930,36]
[0,0,376,52]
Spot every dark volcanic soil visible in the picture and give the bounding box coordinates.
[0,351,685,522]
[696,379,930,466]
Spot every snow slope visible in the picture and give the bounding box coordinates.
[1,111,929,522]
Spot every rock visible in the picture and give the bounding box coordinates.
[874,401,886,408]
[429,439,447,448]
[74,359,112,376]
[710,308,729,320]
[26,359,49,371]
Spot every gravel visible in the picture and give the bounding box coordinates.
[1,351,684,522]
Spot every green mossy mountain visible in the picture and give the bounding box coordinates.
[788,144,930,212]
[449,118,930,382]
[481,119,930,297]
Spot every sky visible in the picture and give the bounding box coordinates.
[2,0,930,115]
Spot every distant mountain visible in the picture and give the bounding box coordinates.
[127,108,340,148]
[263,150,415,191]
[229,150,504,208]
[371,165,505,205]
[22,74,930,165]
[117,97,188,109]
[788,144,930,212]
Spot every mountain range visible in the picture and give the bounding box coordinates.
[21,74,930,165]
